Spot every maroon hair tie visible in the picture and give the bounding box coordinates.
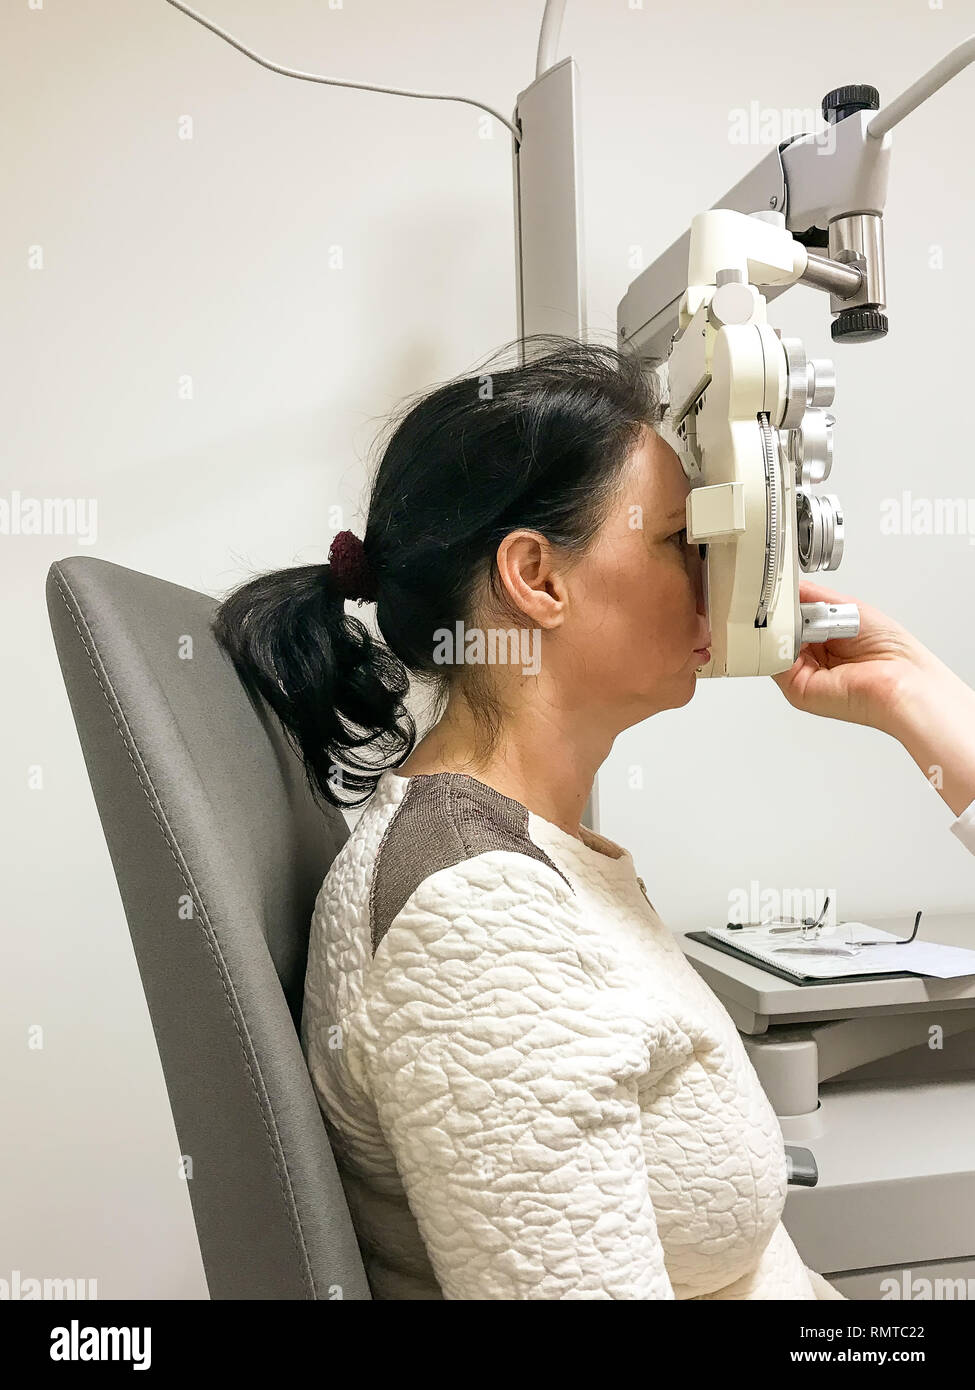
[327,529,378,602]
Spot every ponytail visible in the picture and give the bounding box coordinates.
[211,561,415,810]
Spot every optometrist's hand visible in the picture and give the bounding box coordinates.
[771,580,933,735]
[771,579,975,818]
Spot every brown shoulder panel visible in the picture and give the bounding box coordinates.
[369,772,574,955]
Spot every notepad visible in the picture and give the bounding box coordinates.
[701,922,975,981]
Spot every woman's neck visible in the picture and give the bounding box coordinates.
[396,696,612,841]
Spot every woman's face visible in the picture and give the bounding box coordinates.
[556,426,711,725]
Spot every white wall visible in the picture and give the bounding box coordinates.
[3,0,971,1297]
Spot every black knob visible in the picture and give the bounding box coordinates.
[831,308,888,343]
[822,84,880,124]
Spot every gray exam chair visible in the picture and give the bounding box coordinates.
[45,555,371,1300]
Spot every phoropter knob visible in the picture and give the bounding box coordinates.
[822,85,880,124]
[800,601,860,642]
[807,359,836,408]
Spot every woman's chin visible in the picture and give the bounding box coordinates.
[667,671,701,709]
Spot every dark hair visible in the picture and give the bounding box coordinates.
[211,334,666,810]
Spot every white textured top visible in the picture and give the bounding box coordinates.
[301,768,846,1300]
[951,798,975,854]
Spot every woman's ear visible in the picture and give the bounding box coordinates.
[495,530,565,628]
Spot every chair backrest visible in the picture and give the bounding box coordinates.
[46,555,372,1300]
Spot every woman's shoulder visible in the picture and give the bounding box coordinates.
[345,769,574,958]
[314,771,700,1085]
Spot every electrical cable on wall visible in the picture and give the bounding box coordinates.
[162,0,523,144]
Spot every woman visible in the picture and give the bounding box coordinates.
[212,336,975,1299]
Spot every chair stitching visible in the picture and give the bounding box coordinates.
[51,566,318,1299]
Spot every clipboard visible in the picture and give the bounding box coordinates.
[684,930,921,986]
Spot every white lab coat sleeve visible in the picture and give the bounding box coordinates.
[351,850,678,1300]
[950,798,975,855]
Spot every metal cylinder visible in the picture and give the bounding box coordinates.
[800,252,863,299]
[797,491,847,571]
[828,213,887,313]
[807,359,836,408]
[800,600,860,642]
